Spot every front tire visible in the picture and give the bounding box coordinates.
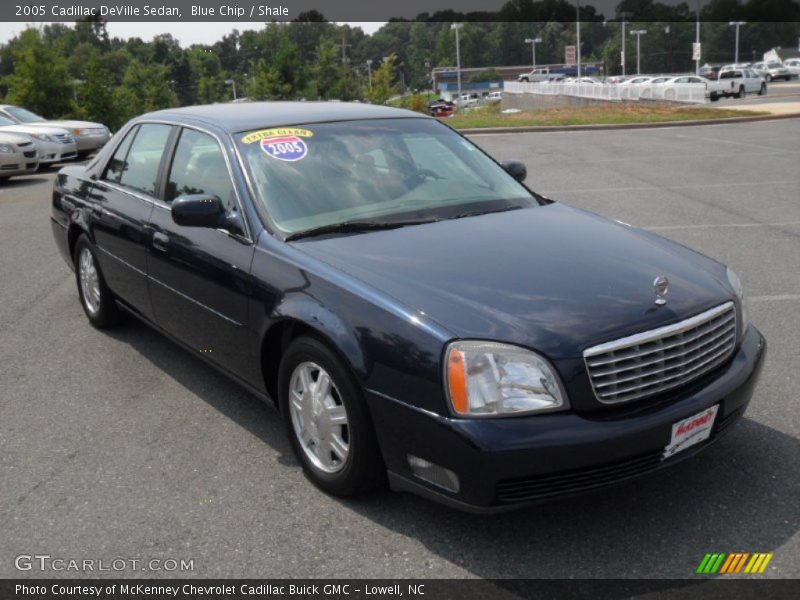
[737,85,746,99]
[759,83,767,96]
[278,336,384,497]
[73,235,121,328]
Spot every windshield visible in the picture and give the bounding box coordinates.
[0,115,17,126]
[6,107,45,123]
[236,118,536,235]
[767,62,782,69]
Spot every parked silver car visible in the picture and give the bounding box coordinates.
[751,61,792,82]
[0,131,38,181]
[785,58,800,76]
[0,105,110,158]
[0,114,77,164]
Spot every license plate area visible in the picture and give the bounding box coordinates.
[663,405,719,460]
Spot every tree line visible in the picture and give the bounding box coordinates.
[0,0,798,130]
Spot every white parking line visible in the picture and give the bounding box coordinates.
[546,180,800,194]
[750,294,800,303]
[644,221,800,231]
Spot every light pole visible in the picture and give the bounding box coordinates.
[225,78,237,100]
[575,1,581,78]
[729,21,746,64]
[695,0,701,75]
[366,59,373,89]
[451,23,463,106]
[619,11,631,76]
[630,30,647,75]
[524,37,542,71]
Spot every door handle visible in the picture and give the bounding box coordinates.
[152,232,169,252]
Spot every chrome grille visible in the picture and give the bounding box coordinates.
[54,133,74,144]
[584,302,736,404]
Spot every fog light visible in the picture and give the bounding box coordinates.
[407,455,460,493]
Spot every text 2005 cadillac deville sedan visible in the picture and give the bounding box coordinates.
[51,103,765,512]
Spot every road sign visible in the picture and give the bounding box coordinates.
[565,45,576,65]
[692,43,702,61]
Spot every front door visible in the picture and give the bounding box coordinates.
[146,126,255,382]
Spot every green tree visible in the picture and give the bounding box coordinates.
[367,54,399,104]
[3,28,73,118]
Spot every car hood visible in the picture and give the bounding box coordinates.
[0,131,33,144]
[0,124,71,137]
[42,120,104,132]
[293,203,733,359]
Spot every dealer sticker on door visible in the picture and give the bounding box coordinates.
[663,404,719,459]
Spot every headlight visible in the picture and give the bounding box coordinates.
[727,267,749,333]
[32,133,54,142]
[445,341,568,417]
[0,144,15,154]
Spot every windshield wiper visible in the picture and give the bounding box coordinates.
[285,218,440,241]
[448,204,526,220]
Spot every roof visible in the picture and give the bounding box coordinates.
[141,101,427,133]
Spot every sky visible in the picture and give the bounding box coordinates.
[0,21,386,46]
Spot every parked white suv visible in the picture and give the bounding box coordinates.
[751,61,792,82]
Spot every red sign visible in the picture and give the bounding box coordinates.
[565,45,576,65]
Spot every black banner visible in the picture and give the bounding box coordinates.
[5,0,800,22]
[2,580,800,600]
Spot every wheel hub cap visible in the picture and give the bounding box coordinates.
[78,248,101,315]
[288,362,350,474]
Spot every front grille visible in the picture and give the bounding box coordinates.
[54,133,74,144]
[584,302,736,404]
[496,451,663,503]
[23,150,36,158]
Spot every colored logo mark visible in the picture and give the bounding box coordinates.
[696,552,773,574]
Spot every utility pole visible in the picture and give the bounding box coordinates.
[335,32,351,66]
[451,23,463,105]
[366,59,373,89]
[695,0,701,75]
[524,37,542,71]
[630,30,647,75]
[729,21,746,64]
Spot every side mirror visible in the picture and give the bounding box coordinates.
[502,160,527,183]
[171,194,225,228]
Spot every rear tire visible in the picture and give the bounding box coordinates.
[737,86,746,99]
[73,235,121,329]
[765,74,772,83]
[759,83,767,96]
[278,335,384,497]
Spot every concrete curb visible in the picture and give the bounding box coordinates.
[459,111,800,135]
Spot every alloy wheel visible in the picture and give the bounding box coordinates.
[288,361,350,474]
[78,247,101,315]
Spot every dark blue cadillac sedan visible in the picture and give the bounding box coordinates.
[51,103,765,512]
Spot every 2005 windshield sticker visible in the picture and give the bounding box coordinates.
[241,128,313,162]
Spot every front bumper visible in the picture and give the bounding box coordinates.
[75,133,110,153]
[36,139,78,164]
[369,325,766,513]
[0,152,39,177]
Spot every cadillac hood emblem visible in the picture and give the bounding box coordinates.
[653,276,669,305]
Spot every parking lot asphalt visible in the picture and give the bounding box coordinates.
[1,119,798,580]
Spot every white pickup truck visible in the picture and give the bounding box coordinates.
[708,68,766,100]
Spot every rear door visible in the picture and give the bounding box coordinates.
[146,125,256,382]
[89,123,173,320]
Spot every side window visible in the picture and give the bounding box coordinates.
[117,124,172,197]
[166,128,236,212]
[104,126,138,183]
